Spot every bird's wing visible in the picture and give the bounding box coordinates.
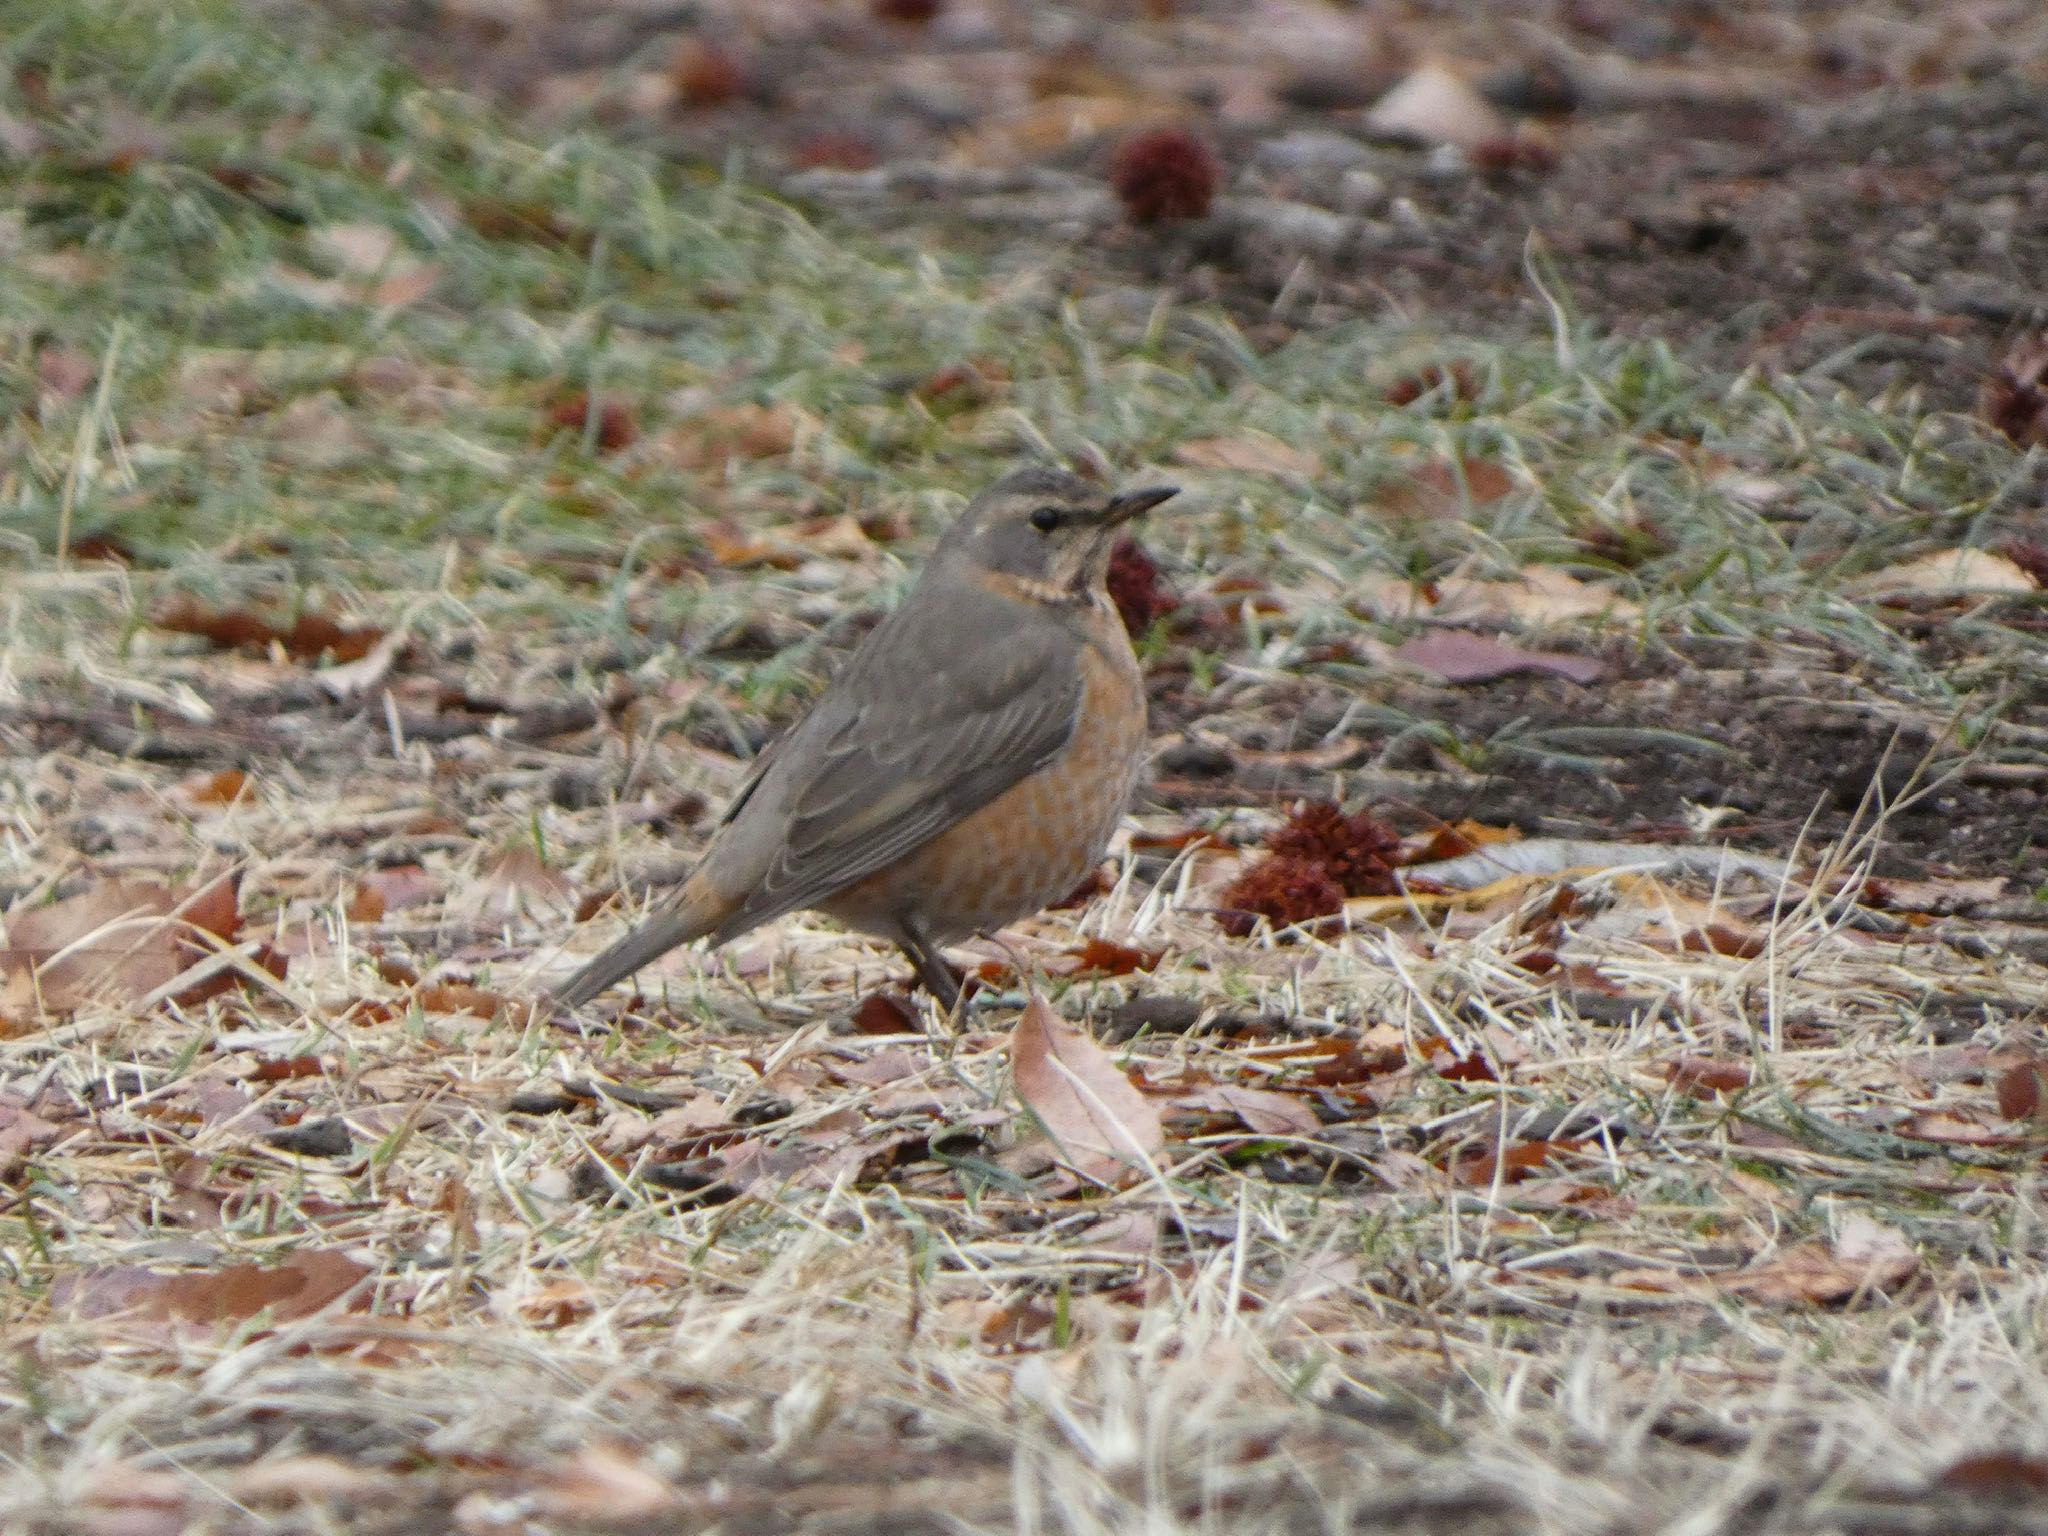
[707,611,1082,941]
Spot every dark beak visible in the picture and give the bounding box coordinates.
[1102,485,1179,523]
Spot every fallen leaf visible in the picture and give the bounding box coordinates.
[0,1098,63,1176]
[470,846,576,919]
[1936,1451,2048,1498]
[1367,63,1509,150]
[1071,1208,1161,1256]
[1846,548,2037,599]
[1412,819,1521,862]
[1172,434,1319,478]
[1996,1059,2048,1121]
[308,222,403,275]
[1428,565,1644,626]
[1677,922,1767,960]
[224,1456,396,1507]
[368,262,440,310]
[356,863,443,913]
[1858,874,2009,913]
[1063,937,1163,977]
[1664,1056,1751,1094]
[155,597,384,664]
[1012,991,1163,1186]
[413,982,504,1018]
[1451,1138,1585,1186]
[1897,1111,2021,1147]
[1724,1215,1917,1304]
[527,1444,679,1522]
[1,875,247,1012]
[661,402,800,468]
[516,1276,599,1327]
[851,990,921,1035]
[36,343,97,402]
[957,92,1171,166]
[1401,838,1787,891]
[182,768,251,806]
[1170,1083,1320,1136]
[304,223,438,310]
[1379,456,1515,518]
[1394,628,1604,685]
[54,1249,369,1326]
[698,521,804,570]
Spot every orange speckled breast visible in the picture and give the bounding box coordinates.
[820,623,1146,944]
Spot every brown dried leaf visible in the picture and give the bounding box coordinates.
[1172,433,1319,479]
[1996,1059,2048,1121]
[181,768,251,806]
[662,403,800,469]
[0,1098,63,1176]
[1845,548,2037,600]
[223,1456,397,1507]
[1451,1138,1585,1186]
[55,1249,369,1325]
[471,846,576,919]
[1724,1215,1917,1305]
[36,343,96,402]
[1425,565,1643,626]
[1170,1083,1320,1137]
[1063,937,1163,977]
[1897,1111,2020,1147]
[356,863,443,913]
[1395,628,1604,685]
[1379,456,1516,519]
[850,990,920,1035]
[1012,991,1163,1186]
[1664,1056,1751,1095]
[1,875,243,1013]
[155,597,384,664]
[1936,1452,2048,1498]
[1366,63,1508,150]
[413,982,505,1019]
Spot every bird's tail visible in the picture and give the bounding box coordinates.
[551,872,726,1009]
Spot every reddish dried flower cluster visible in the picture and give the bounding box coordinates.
[1382,360,1481,407]
[547,391,638,452]
[1984,338,2048,450]
[872,0,943,19]
[1109,128,1222,224]
[1216,801,1401,938]
[1266,801,1400,897]
[1105,536,1180,636]
[1216,856,1343,939]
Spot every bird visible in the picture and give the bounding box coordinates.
[552,466,1180,1012]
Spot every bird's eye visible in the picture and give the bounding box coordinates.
[1029,506,1063,533]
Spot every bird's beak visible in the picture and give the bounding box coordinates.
[1102,485,1180,523]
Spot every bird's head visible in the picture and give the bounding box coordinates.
[933,466,1179,601]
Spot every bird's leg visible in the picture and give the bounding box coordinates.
[897,917,965,1016]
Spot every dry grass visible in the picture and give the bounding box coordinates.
[4,2,2048,1532]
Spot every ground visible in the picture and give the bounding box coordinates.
[4,1,2048,1532]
